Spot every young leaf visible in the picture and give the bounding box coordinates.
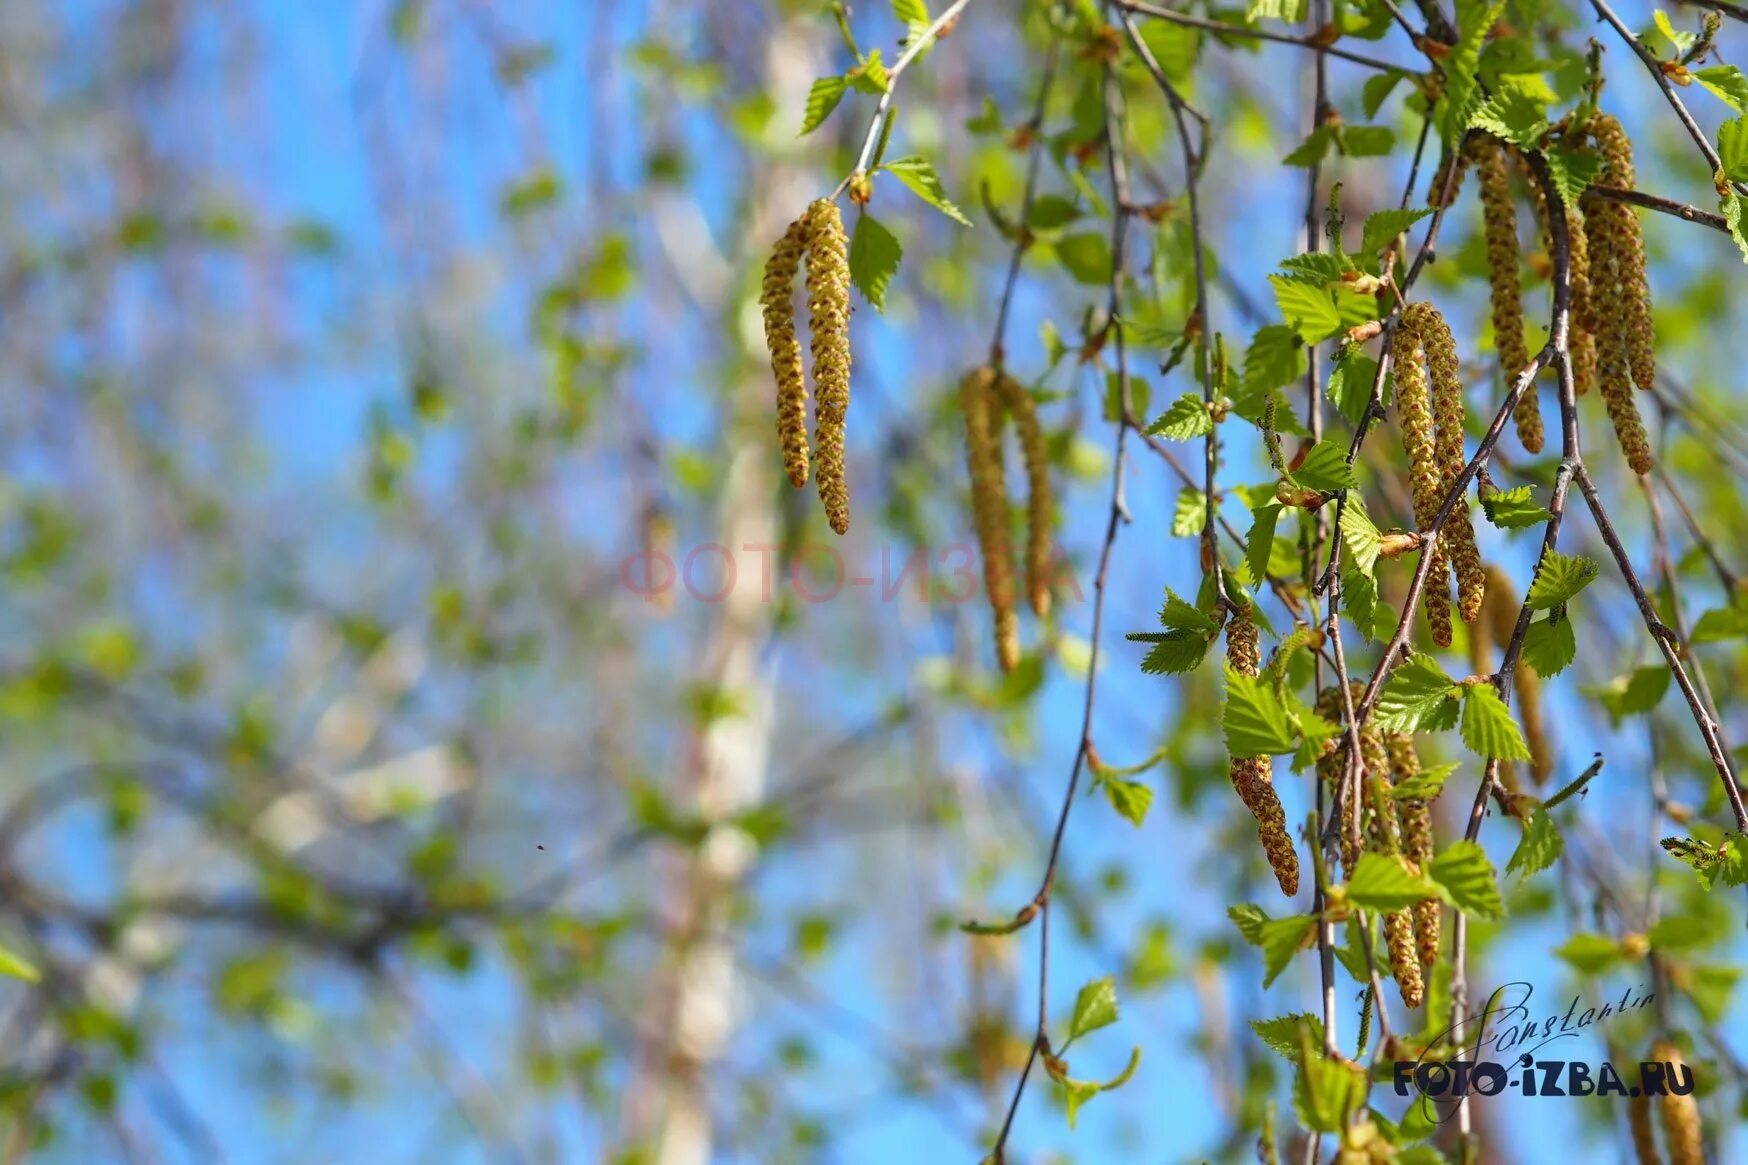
[1338,496,1384,578]
[1461,683,1530,760]
[1554,932,1627,974]
[1056,231,1113,284]
[1467,87,1547,149]
[1133,630,1214,675]
[1506,807,1563,878]
[1374,654,1459,733]
[1288,440,1360,493]
[1362,71,1405,119]
[1100,776,1153,826]
[1718,116,1748,183]
[801,76,849,135]
[1328,351,1385,426]
[1695,65,1748,114]
[1521,614,1577,677]
[1294,1052,1367,1134]
[1525,551,1597,609]
[1692,606,1748,643]
[1345,852,1440,913]
[1478,484,1552,530]
[849,213,902,310]
[1269,275,1343,344]
[1390,760,1458,800]
[1428,840,1505,920]
[1146,393,1213,440]
[1251,1013,1327,1060]
[1223,667,1300,757]
[1246,503,1282,588]
[1172,488,1207,536]
[1435,0,1509,144]
[1067,975,1119,1042]
[1543,144,1604,208]
[1359,207,1433,260]
[1245,325,1307,393]
[881,156,972,226]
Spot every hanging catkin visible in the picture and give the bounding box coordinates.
[1387,732,1440,979]
[993,371,1054,619]
[1364,734,1424,1011]
[1427,147,1470,208]
[963,367,1018,672]
[763,215,811,488]
[1626,1086,1662,1165]
[1228,607,1300,896]
[1588,114,1655,392]
[1469,136,1540,454]
[1650,1040,1704,1165]
[804,198,853,535]
[1392,306,1455,647]
[1416,303,1486,626]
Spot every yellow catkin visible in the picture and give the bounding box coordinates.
[1589,114,1655,393]
[1418,303,1486,626]
[804,198,853,535]
[993,372,1053,619]
[1583,126,1653,477]
[1571,327,1597,398]
[1386,733,1440,980]
[1470,136,1540,454]
[1650,1040,1704,1165]
[1393,307,1455,647]
[963,368,1018,672]
[1363,735,1424,1011]
[763,216,811,488]
[1312,682,1421,1011]
[1228,608,1299,896]
[1627,1088,1663,1165]
[1427,148,1470,208]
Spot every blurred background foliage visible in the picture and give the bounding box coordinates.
[0,0,1744,1162]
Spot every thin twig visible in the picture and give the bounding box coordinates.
[1116,0,1404,72]
[1585,184,1729,233]
[832,0,977,199]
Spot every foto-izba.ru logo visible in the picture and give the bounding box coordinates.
[1393,1054,1696,1101]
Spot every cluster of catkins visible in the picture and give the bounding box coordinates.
[762,198,854,534]
[1225,607,1300,897]
[1315,685,1440,1010]
[1624,1040,1705,1165]
[1434,116,1656,476]
[963,367,1054,672]
[1391,301,1485,648]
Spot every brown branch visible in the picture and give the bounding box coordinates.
[1585,184,1729,233]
